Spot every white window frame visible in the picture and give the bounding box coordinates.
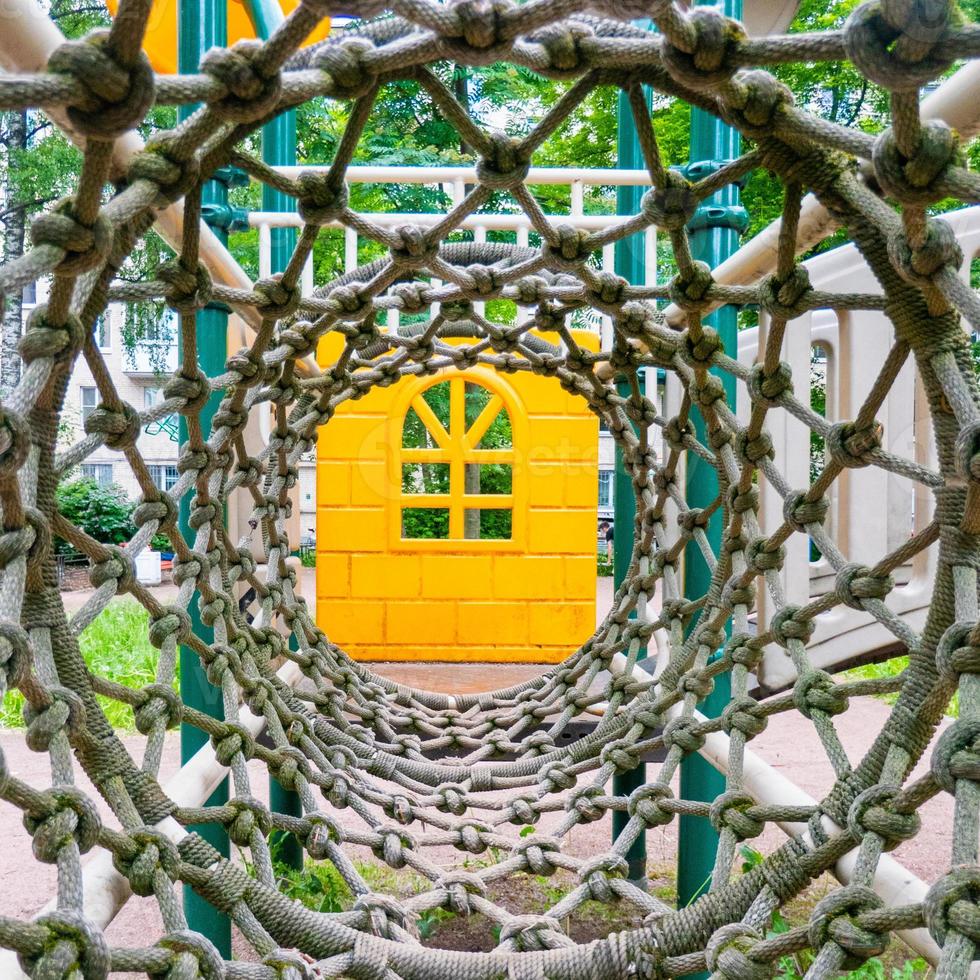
[94,315,111,352]
[598,469,613,509]
[81,463,113,487]
[80,386,98,426]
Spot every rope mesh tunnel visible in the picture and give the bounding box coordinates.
[1,0,980,977]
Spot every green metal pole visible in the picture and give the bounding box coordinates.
[676,0,746,916]
[178,0,232,955]
[243,0,305,872]
[611,79,651,886]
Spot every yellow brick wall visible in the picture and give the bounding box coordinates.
[315,331,598,662]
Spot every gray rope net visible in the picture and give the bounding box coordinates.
[1,0,980,977]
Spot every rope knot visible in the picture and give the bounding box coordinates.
[211,722,256,766]
[937,621,980,682]
[709,791,764,841]
[783,490,829,532]
[514,834,561,878]
[389,224,438,268]
[31,198,112,277]
[735,428,774,465]
[538,761,574,792]
[84,401,141,450]
[153,931,226,980]
[589,271,628,310]
[579,854,628,903]
[705,924,768,980]
[685,326,723,364]
[301,810,342,859]
[25,786,101,863]
[225,796,271,847]
[600,738,641,773]
[371,825,415,869]
[628,784,674,827]
[758,266,811,322]
[835,563,894,609]
[794,669,848,719]
[691,374,726,409]
[662,716,706,754]
[25,686,86,752]
[437,872,486,915]
[808,886,887,968]
[925,866,980,946]
[847,784,920,849]
[254,274,301,320]
[567,785,605,824]
[642,171,697,231]
[721,697,768,739]
[89,545,135,591]
[47,30,154,138]
[447,0,514,50]
[723,632,763,671]
[476,131,530,190]
[543,224,593,272]
[0,406,30,478]
[313,36,377,99]
[661,6,746,90]
[158,259,213,314]
[353,893,409,939]
[726,70,793,134]
[148,605,192,649]
[498,914,566,952]
[0,623,31,691]
[533,20,594,76]
[770,604,815,648]
[112,826,180,896]
[887,218,963,289]
[874,121,960,206]
[844,0,953,91]
[825,419,882,468]
[296,172,349,226]
[164,368,211,414]
[932,719,980,792]
[127,136,201,206]
[17,910,109,980]
[669,261,714,313]
[201,40,282,122]
[134,683,182,735]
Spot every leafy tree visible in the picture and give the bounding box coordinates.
[55,478,136,556]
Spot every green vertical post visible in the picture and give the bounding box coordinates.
[611,78,651,885]
[677,0,746,916]
[178,0,232,955]
[243,0,305,871]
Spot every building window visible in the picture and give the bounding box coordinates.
[81,463,113,487]
[94,316,110,351]
[80,386,97,426]
[598,469,613,510]
[148,464,179,493]
[399,377,515,542]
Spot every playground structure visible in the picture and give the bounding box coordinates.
[1,4,980,980]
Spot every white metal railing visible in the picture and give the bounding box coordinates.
[737,204,980,690]
[251,165,657,347]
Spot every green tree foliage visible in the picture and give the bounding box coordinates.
[55,478,136,555]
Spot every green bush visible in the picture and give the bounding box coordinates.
[1,602,163,728]
[55,477,135,555]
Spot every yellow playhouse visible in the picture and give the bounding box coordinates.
[315,331,599,663]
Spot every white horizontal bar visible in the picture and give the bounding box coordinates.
[250,211,624,232]
[272,165,653,187]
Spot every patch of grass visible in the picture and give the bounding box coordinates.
[740,846,931,980]
[842,656,958,717]
[0,601,165,730]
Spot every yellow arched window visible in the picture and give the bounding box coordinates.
[393,372,524,550]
